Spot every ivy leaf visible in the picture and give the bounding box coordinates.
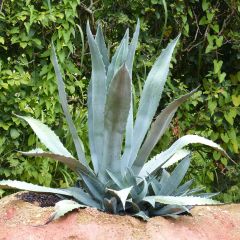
[216,36,223,47]
[10,129,20,139]
[208,100,217,115]
[224,108,237,125]
[213,60,223,74]
[220,133,229,143]
[0,36,4,44]
[232,95,240,107]
[219,73,226,83]
[202,0,209,11]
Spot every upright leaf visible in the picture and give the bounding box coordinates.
[174,179,194,196]
[95,24,109,71]
[51,44,87,166]
[133,88,198,173]
[126,35,180,169]
[150,178,162,195]
[159,169,170,187]
[159,156,191,195]
[106,29,129,87]
[126,19,140,75]
[86,22,107,173]
[122,19,140,172]
[106,170,125,189]
[134,179,148,202]
[101,65,131,178]
[81,173,105,202]
[65,187,101,208]
[87,80,98,173]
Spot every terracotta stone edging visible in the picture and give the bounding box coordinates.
[0,193,240,240]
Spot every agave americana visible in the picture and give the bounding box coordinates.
[0,20,230,220]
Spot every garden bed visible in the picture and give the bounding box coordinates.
[0,193,240,240]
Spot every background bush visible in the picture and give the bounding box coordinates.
[0,0,239,201]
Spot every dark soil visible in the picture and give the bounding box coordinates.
[16,192,61,207]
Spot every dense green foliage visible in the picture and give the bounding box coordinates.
[0,0,239,201]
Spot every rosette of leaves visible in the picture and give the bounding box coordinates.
[0,20,230,220]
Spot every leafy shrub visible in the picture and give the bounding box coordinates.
[0,0,86,189]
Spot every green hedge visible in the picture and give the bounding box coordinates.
[0,0,239,201]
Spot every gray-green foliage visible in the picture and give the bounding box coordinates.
[0,21,229,220]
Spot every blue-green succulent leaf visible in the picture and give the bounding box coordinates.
[150,169,170,196]
[87,22,107,173]
[52,200,86,221]
[133,88,198,174]
[106,29,129,87]
[20,148,80,173]
[17,116,73,158]
[143,195,221,205]
[126,199,140,213]
[159,156,191,195]
[174,179,194,196]
[81,173,105,202]
[195,192,220,198]
[87,80,98,173]
[101,65,131,177]
[122,19,140,173]
[126,35,181,169]
[64,187,101,208]
[133,211,150,221]
[134,178,148,202]
[106,186,133,210]
[51,44,87,166]
[187,187,205,195]
[106,170,125,189]
[151,204,190,217]
[96,24,109,71]
[161,149,190,168]
[143,196,156,207]
[139,134,232,178]
[20,148,95,177]
[0,180,72,196]
[103,197,117,213]
[150,178,162,195]
[126,19,140,75]
[123,168,137,186]
[159,169,170,187]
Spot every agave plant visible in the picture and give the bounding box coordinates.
[0,20,231,220]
